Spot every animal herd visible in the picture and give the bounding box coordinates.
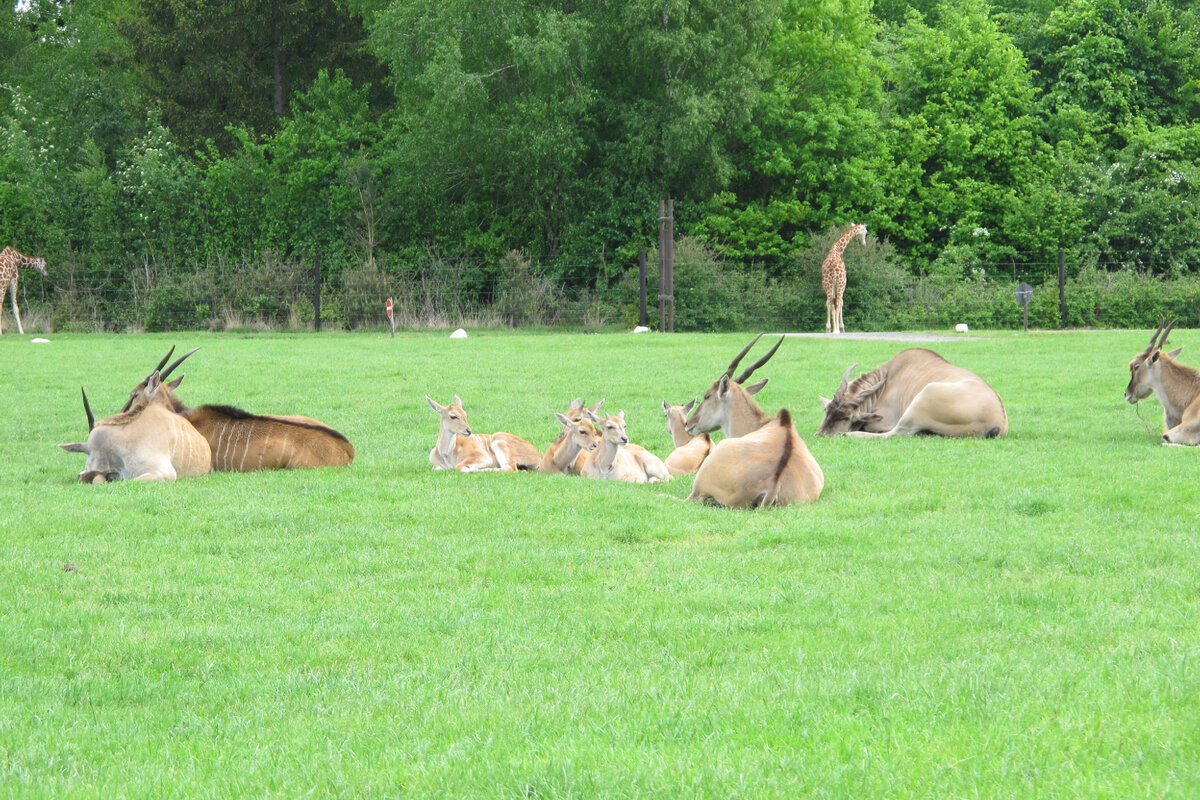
[57,319,1200,506]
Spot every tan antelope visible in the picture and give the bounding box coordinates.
[817,348,1008,438]
[683,333,783,438]
[124,347,355,470]
[1125,319,1200,444]
[576,409,671,484]
[59,371,211,483]
[542,412,600,475]
[539,398,604,474]
[661,400,712,475]
[427,395,541,472]
[683,336,822,507]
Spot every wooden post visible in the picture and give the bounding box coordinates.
[658,201,666,331]
[313,255,322,333]
[638,248,648,327]
[1058,249,1066,329]
[665,199,675,333]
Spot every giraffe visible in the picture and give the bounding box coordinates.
[821,223,867,335]
[0,246,48,335]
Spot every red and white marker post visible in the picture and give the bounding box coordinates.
[386,297,395,338]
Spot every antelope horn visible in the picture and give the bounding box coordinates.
[1144,318,1169,354]
[153,346,176,373]
[1157,318,1177,352]
[722,333,765,380]
[160,346,200,380]
[733,336,785,385]
[839,363,859,390]
[81,387,95,432]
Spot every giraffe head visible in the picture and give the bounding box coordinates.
[30,256,47,276]
[853,224,867,247]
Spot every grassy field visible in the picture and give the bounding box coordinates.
[2,329,1198,799]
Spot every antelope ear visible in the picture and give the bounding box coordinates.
[555,412,571,426]
[167,375,184,391]
[426,396,443,412]
[859,413,883,425]
[745,378,768,395]
[59,442,88,453]
[662,400,671,413]
[717,375,732,397]
[1168,347,1183,358]
[819,395,832,409]
[453,394,463,406]
[1151,351,1161,364]
[588,399,605,413]
[683,399,696,413]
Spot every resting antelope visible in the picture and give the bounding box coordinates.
[59,371,211,483]
[124,347,355,470]
[576,409,671,484]
[542,412,600,475]
[427,395,541,472]
[539,398,604,474]
[1125,319,1200,444]
[661,400,712,475]
[684,335,823,507]
[817,348,1008,439]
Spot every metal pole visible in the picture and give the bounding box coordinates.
[638,249,648,327]
[1058,249,1066,329]
[314,255,322,333]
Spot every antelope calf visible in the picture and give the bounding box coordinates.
[427,395,541,472]
[683,334,823,507]
[1125,319,1200,444]
[539,399,603,474]
[576,409,671,484]
[662,400,712,476]
[59,371,211,483]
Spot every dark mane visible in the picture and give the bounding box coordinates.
[197,404,351,443]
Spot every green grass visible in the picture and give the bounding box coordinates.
[2,329,1198,799]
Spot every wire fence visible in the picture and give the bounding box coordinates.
[9,251,1200,334]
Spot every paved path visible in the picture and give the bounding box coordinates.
[767,331,982,342]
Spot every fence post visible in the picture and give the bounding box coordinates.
[666,199,675,333]
[1058,249,1066,329]
[638,248,648,327]
[657,199,675,333]
[314,255,322,333]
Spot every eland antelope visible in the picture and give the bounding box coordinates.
[662,400,712,476]
[427,395,541,472]
[124,347,355,470]
[59,371,211,483]
[539,399,604,474]
[123,347,352,472]
[817,348,1007,439]
[576,409,671,483]
[683,335,823,507]
[1125,319,1200,444]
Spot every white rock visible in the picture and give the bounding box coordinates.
[955,323,969,333]
[632,326,650,334]
[450,328,468,339]
[31,338,50,343]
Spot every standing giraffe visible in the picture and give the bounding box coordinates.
[0,246,48,335]
[821,223,867,334]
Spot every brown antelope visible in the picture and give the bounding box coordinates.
[683,335,823,507]
[1125,319,1200,444]
[427,395,541,472]
[661,400,712,476]
[59,371,211,483]
[684,333,782,438]
[541,412,600,474]
[576,409,671,484]
[817,348,1008,439]
[689,409,823,508]
[539,398,604,474]
[124,347,355,470]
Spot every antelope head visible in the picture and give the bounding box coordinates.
[586,409,629,447]
[426,395,473,436]
[1126,318,1176,404]
[556,412,598,454]
[816,362,886,436]
[122,346,198,412]
[684,334,781,438]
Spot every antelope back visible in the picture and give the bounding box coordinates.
[188,405,354,470]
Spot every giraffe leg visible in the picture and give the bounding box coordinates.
[825,295,833,334]
[835,285,846,334]
[10,279,22,335]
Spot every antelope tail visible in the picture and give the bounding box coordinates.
[754,410,795,509]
